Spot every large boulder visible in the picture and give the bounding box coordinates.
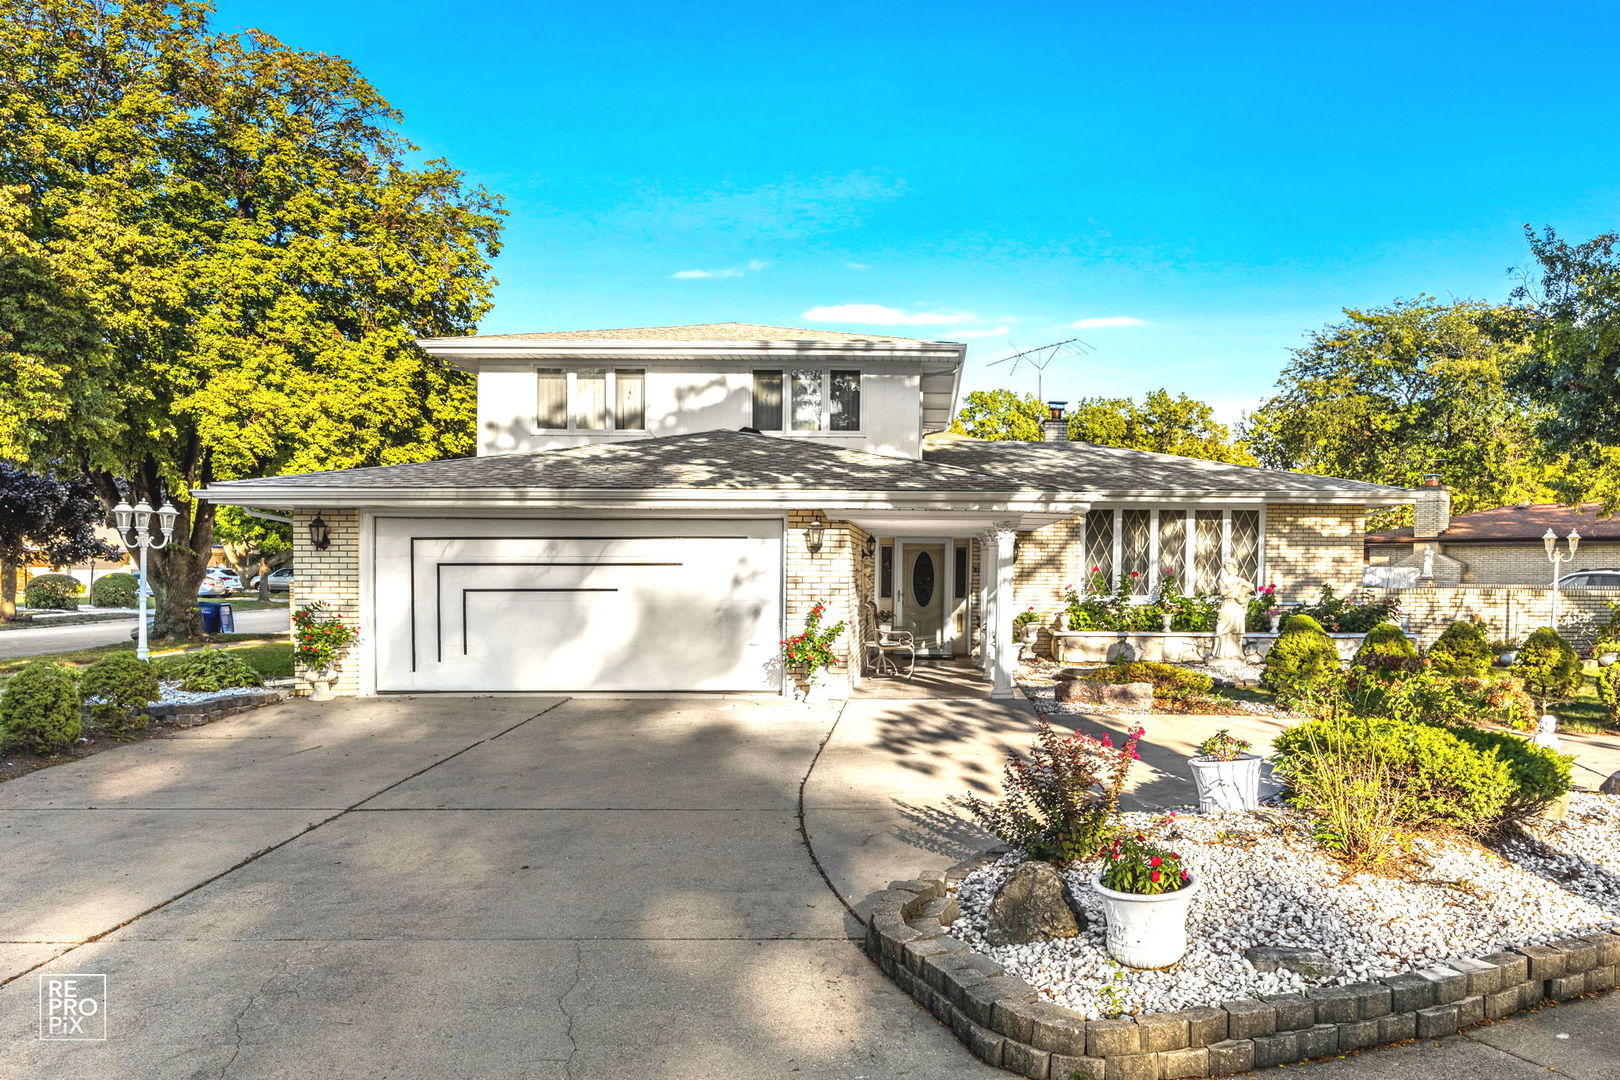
[1244,946,1344,980]
[1053,677,1154,710]
[985,861,1082,946]
[1600,770,1620,796]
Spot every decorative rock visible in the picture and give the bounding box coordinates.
[1601,770,1620,796]
[985,861,1082,946]
[1053,676,1155,709]
[1244,946,1343,980]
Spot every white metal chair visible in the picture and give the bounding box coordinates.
[862,600,916,677]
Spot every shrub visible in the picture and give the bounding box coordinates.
[1364,670,1473,726]
[156,648,264,692]
[1273,715,1512,832]
[1270,716,1406,865]
[1598,664,1620,727]
[1351,622,1419,680]
[1478,676,1538,730]
[1262,616,1342,704]
[1427,621,1493,680]
[79,653,159,738]
[1076,661,1213,703]
[89,572,139,609]
[1447,726,1573,819]
[780,600,846,677]
[1512,627,1582,707]
[1292,585,1398,633]
[1098,833,1191,894]
[1196,729,1252,761]
[292,601,361,673]
[23,573,81,611]
[0,660,81,753]
[956,719,1142,864]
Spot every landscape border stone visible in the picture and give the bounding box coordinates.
[860,852,1619,1078]
[146,687,289,722]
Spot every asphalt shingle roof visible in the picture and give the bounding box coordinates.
[923,439,1406,498]
[1365,501,1620,544]
[420,322,940,345]
[210,430,1024,493]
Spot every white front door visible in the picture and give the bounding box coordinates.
[373,517,783,692]
[894,539,954,655]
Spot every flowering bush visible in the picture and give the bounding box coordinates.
[1245,583,1279,631]
[1196,729,1251,761]
[1098,833,1191,895]
[957,719,1142,864]
[293,602,359,673]
[780,600,846,677]
[1064,568,1221,632]
[1291,585,1398,634]
[1013,606,1040,630]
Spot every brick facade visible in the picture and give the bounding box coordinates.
[1369,540,1620,587]
[785,511,871,687]
[1367,584,1620,649]
[290,508,362,695]
[1263,505,1366,603]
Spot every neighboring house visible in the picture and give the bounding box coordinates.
[1365,485,1620,586]
[196,322,1413,698]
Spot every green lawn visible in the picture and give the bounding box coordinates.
[0,634,290,678]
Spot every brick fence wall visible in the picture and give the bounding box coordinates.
[290,508,362,695]
[1367,584,1620,649]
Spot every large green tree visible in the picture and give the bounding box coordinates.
[1068,389,1256,465]
[1511,225,1620,509]
[0,0,503,637]
[949,389,1046,441]
[1242,297,1556,518]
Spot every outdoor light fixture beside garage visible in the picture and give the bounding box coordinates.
[308,513,332,551]
[806,519,825,555]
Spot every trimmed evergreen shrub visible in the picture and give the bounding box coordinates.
[89,572,139,609]
[1427,620,1493,680]
[79,653,159,738]
[0,661,82,753]
[1076,661,1213,702]
[156,648,263,692]
[1262,615,1341,703]
[1598,663,1620,726]
[1512,627,1582,707]
[23,573,81,611]
[1273,715,1512,832]
[1351,622,1419,679]
[1448,726,1573,819]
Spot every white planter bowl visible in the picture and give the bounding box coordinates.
[1091,870,1201,969]
[1188,753,1263,814]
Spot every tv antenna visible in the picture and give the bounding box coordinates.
[987,337,1092,401]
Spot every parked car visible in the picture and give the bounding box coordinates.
[197,577,233,598]
[206,567,243,592]
[1558,569,1620,589]
[248,567,294,592]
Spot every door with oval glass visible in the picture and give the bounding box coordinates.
[893,539,956,655]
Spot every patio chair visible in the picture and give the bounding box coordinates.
[861,600,916,678]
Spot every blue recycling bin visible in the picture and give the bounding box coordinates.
[198,602,221,634]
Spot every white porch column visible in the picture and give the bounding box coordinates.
[979,535,995,675]
[987,523,1019,700]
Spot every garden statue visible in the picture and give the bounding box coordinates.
[1532,714,1562,752]
[1212,559,1252,660]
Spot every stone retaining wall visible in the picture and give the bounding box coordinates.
[856,855,1620,1080]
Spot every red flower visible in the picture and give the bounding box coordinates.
[1180,870,1191,882]
[1149,856,1162,867]
[1149,870,1162,883]
[1091,566,1100,573]
[1130,570,1140,578]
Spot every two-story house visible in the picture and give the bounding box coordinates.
[198,322,1413,699]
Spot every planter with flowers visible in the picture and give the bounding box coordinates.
[1090,832,1199,968]
[292,602,359,701]
[1188,729,1261,813]
[781,600,847,703]
[1013,606,1041,643]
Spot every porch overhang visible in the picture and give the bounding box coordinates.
[839,509,1078,536]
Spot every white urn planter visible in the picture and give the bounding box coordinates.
[799,668,831,704]
[1091,871,1201,968]
[1189,753,1263,814]
[306,669,336,701]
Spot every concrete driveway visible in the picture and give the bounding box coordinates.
[0,694,1613,1079]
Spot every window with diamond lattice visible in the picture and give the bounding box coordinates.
[1231,510,1261,583]
[1083,511,1113,590]
[1158,513,1186,590]
[1193,510,1224,592]
[1121,509,1152,594]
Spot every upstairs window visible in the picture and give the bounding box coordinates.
[536,368,646,432]
[752,369,861,432]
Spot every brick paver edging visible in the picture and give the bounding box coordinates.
[146,688,290,722]
[853,854,1620,1080]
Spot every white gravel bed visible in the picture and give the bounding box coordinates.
[947,800,1620,1018]
[156,681,267,705]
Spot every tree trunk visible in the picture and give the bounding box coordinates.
[0,557,15,621]
[257,555,270,601]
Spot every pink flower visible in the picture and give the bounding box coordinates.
[1150,870,1162,883]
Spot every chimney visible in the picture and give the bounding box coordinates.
[1413,473,1451,539]
[1042,401,1069,442]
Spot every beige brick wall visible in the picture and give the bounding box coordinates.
[1446,542,1620,586]
[290,509,362,695]
[1264,505,1366,603]
[1368,585,1620,649]
[1013,515,1084,653]
[785,511,870,683]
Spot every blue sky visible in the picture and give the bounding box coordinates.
[215,0,1620,422]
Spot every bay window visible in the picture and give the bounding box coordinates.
[752,368,861,432]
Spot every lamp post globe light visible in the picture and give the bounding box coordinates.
[1543,528,1581,632]
[113,497,179,661]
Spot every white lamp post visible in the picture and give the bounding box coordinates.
[1543,528,1581,631]
[113,497,178,660]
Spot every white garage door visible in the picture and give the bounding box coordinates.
[374,517,783,692]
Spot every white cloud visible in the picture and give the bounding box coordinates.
[844,261,870,271]
[802,303,978,326]
[670,259,768,280]
[1069,316,1146,329]
[953,326,1011,339]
